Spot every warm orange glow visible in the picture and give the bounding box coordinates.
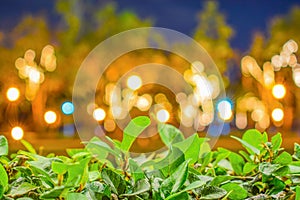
[93,108,106,121]
[272,84,286,99]
[6,87,20,102]
[272,108,284,122]
[44,111,57,124]
[104,119,116,132]
[11,126,24,140]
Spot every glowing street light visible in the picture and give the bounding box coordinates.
[11,126,24,140]
[156,109,170,123]
[272,84,286,99]
[6,87,20,102]
[272,108,284,122]
[93,108,106,121]
[44,111,57,124]
[127,75,142,90]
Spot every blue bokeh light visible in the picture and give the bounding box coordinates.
[61,101,74,115]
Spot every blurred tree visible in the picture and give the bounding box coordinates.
[248,7,300,130]
[249,7,300,63]
[0,1,153,132]
[194,1,235,87]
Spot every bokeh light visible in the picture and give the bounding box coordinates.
[156,109,170,123]
[272,108,284,122]
[44,111,57,124]
[6,87,20,102]
[272,84,286,99]
[127,75,142,90]
[104,119,116,132]
[93,108,106,121]
[217,99,233,121]
[61,101,74,115]
[11,126,24,140]
[28,68,41,84]
[136,95,152,111]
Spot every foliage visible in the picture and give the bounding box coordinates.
[249,6,300,63]
[194,1,235,87]
[1,117,300,199]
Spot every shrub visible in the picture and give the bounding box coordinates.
[0,116,300,199]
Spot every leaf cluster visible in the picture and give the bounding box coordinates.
[0,118,300,199]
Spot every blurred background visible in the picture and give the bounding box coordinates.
[1,0,300,153]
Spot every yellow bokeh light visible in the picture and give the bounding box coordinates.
[272,84,286,99]
[127,75,142,90]
[28,68,41,84]
[136,96,151,111]
[156,109,170,123]
[104,119,116,132]
[93,108,106,121]
[6,87,20,102]
[11,126,24,140]
[272,108,284,122]
[44,111,57,124]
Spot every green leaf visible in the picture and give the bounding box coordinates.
[213,148,231,167]
[221,183,248,200]
[294,143,300,160]
[21,140,36,154]
[66,157,90,186]
[154,147,185,177]
[17,198,34,200]
[200,152,213,171]
[8,182,38,197]
[66,192,88,200]
[0,136,8,156]
[210,176,234,186]
[238,129,266,154]
[243,162,257,174]
[85,181,111,199]
[173,134,203,163]
[296,185,300,200]
[0,164,8,191]
[121,179,150,197]
[121,116,151,151]
[101,168,127,195]
[165,191,189,200]
[199,141,211,158]
[228,152,245,175]
[200,186,227,199]
[239,150,251,162]
[158,123,184,147]
[85,137,119,159]
[129,158,145,182]
[273,166,290,176]
[184,180,206,191]
[269,177,285,195]
[289,165,300,174]
[40,186,65,199]
[27,159,55,186]
[161,160,189,194]
[231,136,260,155]
[66,148,87,157]
[0,184,3,199]
[259,162,280,176]
[273,151,293,165]
[89,171,101,182]
[52,161,69,175]
[271,133,282,151]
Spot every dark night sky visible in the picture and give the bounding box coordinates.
[1,0,300,53]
